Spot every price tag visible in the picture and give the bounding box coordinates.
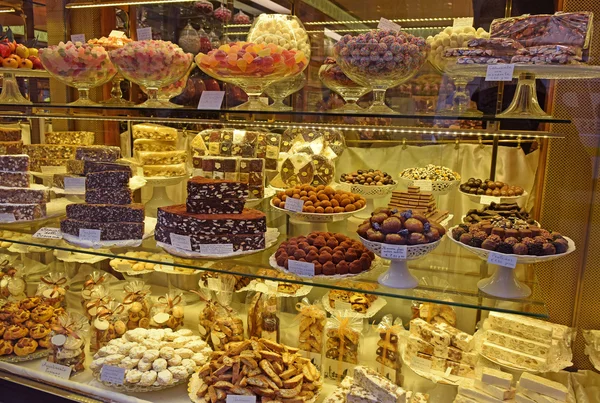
[453,17,474,28]
[381,244,407,259]
[0,213,15,223]
[70,34,85,43]
[33,227,62,240]
[41,166,66,174]
[324,28,342,41]
[100,365,125,385]
[411,356,432,372]
[487,251,517,269]
[170,233,192,251]
[207,277,221,290]
[412,180,433,191]
[378,18,402,33]
[226,396,256,403]
[41,361,71,379]
[198,91,225,110]
[79,228,101,242]
[64,177,86,194]
[284,197,304,213]
[109,30,126,38]
[287,260,315,277]
[335,301,353,312]
[199,244,234,255]
[485,64,515,82]
[136,27,152,41]
[480,195,502,205]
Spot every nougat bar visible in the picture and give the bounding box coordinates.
[0,187,49,203]
[431,356,475,378]
[0,141,23,155]
[60,219,144,240]
[24,144,76,159]
[157,205,266,235]
[435,345,478,366]
[353,366,407,403]
[30,158,69,172]
[410,318,451,347]
[487,312,554,343]
[154,227,265,252]
[133,139,176,152]
[45,131,95,145]
[132,123,177,140]
[186,198,246,215]
[67,160,132,175]
[0,128,21,142]
[187,176,248,199]
[458,379,506,403]
[485,329,551,358]
[481,341,546,370]
[0,172,29,188]
[347,385,378,403]
[516,388,556,403]
[474,380,516,401]
[0,203,46,221]
[66,203,144,223]
[143,163,186,177]
[406,335,435,356]
[519,373,568,401]
[75,145,120,162]
[85,170,131,189]
[480,367,513,389]
[52,173,82,189]
[0,155,29,172]
[434,323,474,352]
[136,150,186,165]
[85,188,133,205]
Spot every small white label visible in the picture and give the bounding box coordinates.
[136,27,152,41]
[33,227,62,239]
[40,166,66,174]
[487,251,517,269]
[378,18,402,33]
[381,244,407,260]
[100,365,125,385]
[335,301,353,312]
[198,91,225,110]
[411,356,433,372]
[284,197,305,213]
[64,177,86,194]
[207,277,221,290]
[51,334,66,346]
[486,64,515,82]
[412,180,433,191]
[170,233,192,250]
[109,30,125,38]
[480,195,502,204]
[324,28,342,41]
[41,361,71,379]
[70,34,85,43]
[453,17,474,27]
[0,213,15,222]
[226,396,256,403]
[79,228,101,242]
[287,260,315,277]
[199,244,234,255]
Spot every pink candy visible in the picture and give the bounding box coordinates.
[39,41,117,83]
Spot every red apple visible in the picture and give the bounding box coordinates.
[0,44,11,59]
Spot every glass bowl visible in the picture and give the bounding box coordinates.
[247,14,311,62]
[195,41,308,110]
[88,36,134,106]
[39,41,117,106]
[318,57,371,112]
[264,72,306,111]
[141,63,196,108]
[109,40,193,108]
[334,29,429,113]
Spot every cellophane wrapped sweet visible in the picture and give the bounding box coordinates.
[90,301,127,352]
[323,313,363,384]
[150,291,185,330]
[297,298,325,366]
[36,272,69,308]
[374,315,404,384]
[122,280,152,330]
[48,312,89,376]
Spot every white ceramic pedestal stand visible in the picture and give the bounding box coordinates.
[144,176,188,218]
[271,201,366,233]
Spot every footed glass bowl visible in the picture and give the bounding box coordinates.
[264,72,306,111]
[142,63,196,108]
[247,14,311,62]
[319,58,371,112]
[39,41,117,106]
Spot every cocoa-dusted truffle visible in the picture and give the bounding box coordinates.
[322,261,336,275]
[349,260,363,274]
[381,217,403,234]
[542,243,556,255]
[336,261,349,275]
[318,252,332,264]
[513,243,528,255]
[481,238,498,251]
[404,218,424,233]
[459,233,473,244]
[314,262,323,275]
[326,237,339,249]
[294,249,307,260]
[496,242,514,254]
[553,238,569,254]
[331,251,344,264]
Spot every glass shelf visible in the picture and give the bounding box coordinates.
[0,215,548,318]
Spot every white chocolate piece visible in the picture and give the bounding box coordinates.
[137,360,152,372]
[174,348,193,359]
[480,367,513,389]
[487,313,553,344]
[142,349,160,362]
[458,379,507,403]
[482,342,547,370]
[129,345,147,359]
[518,373,568,401]
[486,330,551,358]
[475,380,516,400]
[119,357,140,369]
[167,354,182,367]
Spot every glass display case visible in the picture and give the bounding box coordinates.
[0,0,598,402]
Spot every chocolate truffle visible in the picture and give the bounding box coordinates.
[481,239,497,251]
[459,233,473,244]
[553,238,569,254]
[336,261,349,275]
[357,223,371,238]
[504,237,519,246]
[408,233,427,245]
[370,213,388,225]
[481,225,493,235]
[542,243,556,255]
[530,227,542,237]
[349,260,363,274]
[533,236,547,244]
[425,228,441,242]
[452,227,466,240]
[404,218,424,233]
[527,243,544,256]
[366,229,385,242]
[322,261,336,275]
[512,243,528,255]
[318,252,332,264]
[385,233,407,245]
[381,217,403,234]
[411,213,428,224]
[331,252,345,264]
[314,262,323,275]
[430,221,446,237]
[496,242,514,254]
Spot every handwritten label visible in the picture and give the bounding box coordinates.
[109,30,125,38]
[79,228,101,242]
[100,365,125,385]
[287,260,314,277]
[200,244,234,255]
[487,251,517,269]
[41,166,66,174]
[284,197,304,213]
[207,277,221,290]
[198,91,225,110]
[324,28,342,41]
[0,213,15,222]
[226,396,256,403]
[70,34,85,43]
[41,361,71,379]
[412,180,433,191]
[136,27,152,41]
[486,64,515,82]
[411,356,433,372]
[64,177,86,194]
[170,233,192,251]
[381,244,407,260]
[378,18,402,33]
[33,227,62,239]
[453,17,474,27]
[480,195,502,205]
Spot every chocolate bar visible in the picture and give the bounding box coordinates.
[67,160,133,176]
[133,139,176,152]
[311,155,335,186]
[0,203,46,221]
[60,219,144,240]
[0,128,21,142]
[66,203,145,223]
[45,131,95,145]
[24,144,76,159]
[0,172,29,187]
[239,158,264,186]
[132,123,177,140]
[75,145,120,162]
[154,227,265,252]
[52,173,82,189]
[201,156,239,180]
[136,150,186,165]
[85,188,133,205]
[186,198,246,215]
[85,170,131,189]
[187,177,248,199]
[256,132,281,170]
[0,187,49,203]
[0,155,29,172]
[157,205,266,235]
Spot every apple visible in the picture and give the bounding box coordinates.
[28,56,43,70]
[7,40,16,53]
[28,48,38,57]
[15,44,28,59]
[19,58,32,69]
[0,44,11,59]
[2,58,18,69]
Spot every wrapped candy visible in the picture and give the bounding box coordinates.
[213,5,232,22]
[296,298,325,368]
[82,284,113,320]
[122,280,151,330]
[374,315,403,383]
[233,10,251,24]
[194,0,213,15]
[150,291,185,330]
[90,301,126,352]
[36,272,69,308]
[48,312,89,376]
[323,313,363,383]
[0,260,26,301]
[82,271,116,291]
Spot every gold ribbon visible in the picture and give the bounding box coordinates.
[157,294,182,314]
[83,275,106,290]
[52,323,81,340]
[96,304,125,321]
[41,275,68,299]
[123,290,148,305]
[334,315,351,382]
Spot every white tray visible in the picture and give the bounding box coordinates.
[269,253,383,280]
[62,217,156,249]
[459,190,528,204]
[270,201,366,223]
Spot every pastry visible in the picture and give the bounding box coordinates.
[0,340,13,355]
[14,337,37,356]
[29,324,51,339]
[3,325,28,340]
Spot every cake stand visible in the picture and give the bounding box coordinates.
[398,177,460,196]
[428,58,483,117]
[337,182,397,219]
[448,226,576,298]
[459,190,528,204]
[0,68,50,105]
[144,176,189,218]
[446,64,600,119]
[270,201,366,232]
[269,254,382,281]
[358,236,442,289]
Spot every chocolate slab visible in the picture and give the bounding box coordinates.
[0,172,29,188]
[187,176,248,199]
[66,203,145,223]
[186,198,246,215]
[0,187,49,204]
[0,141,23,155]
[60,219,144,240]
[0,128,21,142]
[67,160,133,175]
[85,188,133,205]
[85,170,131,189]
[154,227,265,252]
[0,155,29,172]
[75,146,120,162]
[0,203,46,221]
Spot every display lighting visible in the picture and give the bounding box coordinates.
[65,0,197,8]
[0,7,15,13]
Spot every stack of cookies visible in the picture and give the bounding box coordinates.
[389,186,449,222]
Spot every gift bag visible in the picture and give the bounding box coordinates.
[322,313,363,383]
[90,301,126,352]
[150,291,185,330]
[0,260,26,301]
[36,272,69,308]
[374,314,404,384]
[296,298,325,371]
[122,280,151,330]
[82,284,113,320]
[48,312,89,376]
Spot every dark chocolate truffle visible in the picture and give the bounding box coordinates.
[408,233,427,245]
[459,233,473,244]
[370,213,388,225]
[512,243,528,255]
[527,243,544,256]
[504,237,519,246]
[553,238,569,254]
[542,243,556,255]
[381,217,403,234]
[481,239,497,251]
[496,242,514,254]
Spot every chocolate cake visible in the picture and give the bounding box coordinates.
[66,203,145,223]
[60,219,144,240]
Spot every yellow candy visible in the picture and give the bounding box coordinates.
[236,59,248,72]
[219,44,231,52]
[258,48,271,57]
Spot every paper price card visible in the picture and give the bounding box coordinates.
[487,251,517,269]
[64,177,86,194]
[70,34,85,43]
[0,213,15,223]
[100,365,125,385]
[287,260,315,277]
[136,27,152,41]
[381,244,407,260]
[79,229,101,242]
[486,64,515,82]
[33,227,62,240]
[480,195,502,204]
[41,361,71,379]
[226,396,256,403]
[412,180,433,191]
[199,244,234,255]
[284,197,304,213]
[170,233,192,251]
[378,18,401,33]
[109,30,125,38]
[453,17,474,27]
[198,91,225,110]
